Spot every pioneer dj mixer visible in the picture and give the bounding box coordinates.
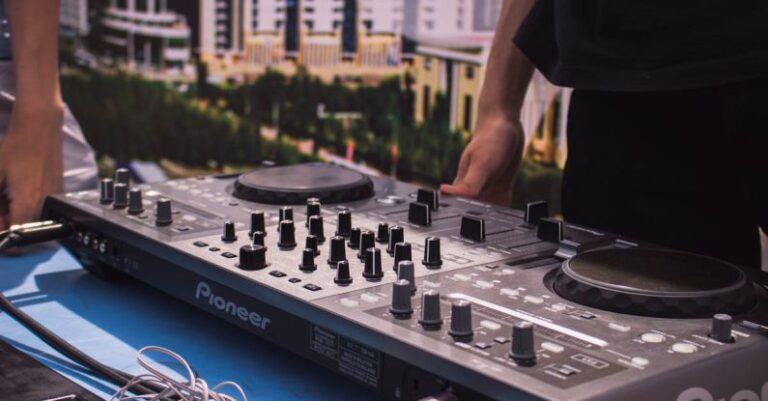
[42,163,768,401]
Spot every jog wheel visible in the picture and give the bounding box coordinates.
[552,248,756,318]
[232,164,374,205]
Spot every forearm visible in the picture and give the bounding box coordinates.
[476,0,536,126]
[5,0,63,120]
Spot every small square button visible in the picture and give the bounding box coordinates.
[303,284,322,291]
[474,342,492,350]
[269,270,287,278]
[221,252,237,258]
[493,337,510,344]
[193,241,208,247]
[288,278,302,283]
[208,247,220,252]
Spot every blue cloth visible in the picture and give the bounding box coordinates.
[0,245,385,400]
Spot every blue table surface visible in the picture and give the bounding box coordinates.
[0,245,387,400]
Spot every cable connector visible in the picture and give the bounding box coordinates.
[0,220,73,251]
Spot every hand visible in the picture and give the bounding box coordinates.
[440,117,525,206]
[0,105,64,231]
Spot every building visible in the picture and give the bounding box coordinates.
[60,0,90,37]
[100,0,192,74]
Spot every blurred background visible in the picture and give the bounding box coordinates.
[55,0,766,265]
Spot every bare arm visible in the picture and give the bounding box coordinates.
[0,0,64,230]
[441,0,536,206]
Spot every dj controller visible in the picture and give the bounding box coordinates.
[42,163,768,401]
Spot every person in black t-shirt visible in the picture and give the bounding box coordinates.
[441,0,767,268]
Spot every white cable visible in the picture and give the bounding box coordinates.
[110,346,247,401]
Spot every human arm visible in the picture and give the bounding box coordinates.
[0,0,64,230]
[440,0,536,206]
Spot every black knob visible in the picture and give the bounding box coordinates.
[277,207,293,231]
[419,290,442,329]
[308,215,325,243]
[422,237,442,268]
[127,188,144,215]
[348,227,362,249]
[250,212,266,236]
[306,201,321,227]
[252,230,266,247]
[449,300,473,339]
[114,168,130,186]
[416,188,439,211]
[357,230,375,260]
[408,202,431,226]
[537,217,563,243]
[222,220,238,242]
[336,210,352,237]
[387,225,404,254]
[278,220,296,249]
[363,247,383,281]
[396,260,416,294]
[460,215,485,242]
[99,178,114,204]
[510,322,536,365]
[710,314,735,343]
[393,242,412,271]
[238,244,267,271]
[376,223,389,243]
[524,201,548,225]
[113,183,129,208]
[390,279,413,318]
[305,234,319,256]
[155,198,173,226]
[327,236,346,266]
[299,248,317,272]
[334,260,353,285]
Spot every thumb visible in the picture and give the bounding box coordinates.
[440,181,480,198]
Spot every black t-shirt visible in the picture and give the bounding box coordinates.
[514,0,768,91]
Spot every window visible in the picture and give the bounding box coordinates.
[463,94,473,130]
[135,0,147,12]
[422,85,431,117]
[304,20,314,30]
[423,57,432,71]
[465,65,474,79]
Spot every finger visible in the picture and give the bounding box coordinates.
[8,196,38,227]
[453,146,473,184]
[440,180,480,198]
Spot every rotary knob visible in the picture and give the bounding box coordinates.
[393,242,412,271]
[710,314,735,343]
[305,234,319,256]
[396,260,416,294]
[114,168,130,186]
[363,247,383,281]
[348,227,361,249]
[419,290,442,329]
[334,260,353,285]
[357,230,375,260]
[387,225,404,255]
[422,237,442,268]
[510,322,537,365]
[154,198,173,226]
[127,188,144,215]
[221,220,238,242]
[277,220,296,249]
[252,230,266,247]
[305,200,321,227]
[390,279,414,318]
[250,212,266,236]
[408,202,431,226]
[277,207,293,231]
[327,236,347,266]
[113,183,129,209]
[336,210,352,237]
[99,178,114,204]
[299,248,317,272]
[449,300,473,339]
[238,244,267,271]
[376,223,389,243]
[308,215,325,243]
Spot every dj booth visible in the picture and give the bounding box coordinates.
[2,163,767,401]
